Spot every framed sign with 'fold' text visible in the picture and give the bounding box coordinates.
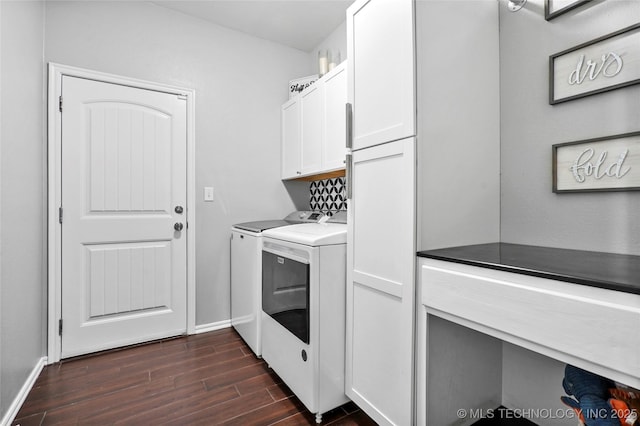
[553,131,640,193]
[549,23,640,104]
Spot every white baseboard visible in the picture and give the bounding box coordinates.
[1,356,47,426]
[194,319,231,334]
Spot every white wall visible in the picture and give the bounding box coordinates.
[44,1,312,326]
[502,344,573,426]
[497,0,640,417]
[417,0,501,251]
[427,316,502,426]
[0,0,46,420]
[309,21,347,75]
[500,0,640,255]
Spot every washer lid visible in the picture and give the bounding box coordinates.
[232,211,328,233]
[262,223,347,246]
[232,220,292,233]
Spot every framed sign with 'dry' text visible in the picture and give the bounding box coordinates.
[553,132,640,193]
[549,23,640,104]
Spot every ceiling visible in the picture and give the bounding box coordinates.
[151,1,352,52]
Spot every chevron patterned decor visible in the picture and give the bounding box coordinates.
[309,177,346,216]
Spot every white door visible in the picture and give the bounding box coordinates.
[346,138,415,426]
[347,0,415,150]
[60,76,187,358]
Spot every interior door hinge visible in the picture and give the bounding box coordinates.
[59,96,63,112]
[58,319,63,336]
[58,207,63,224]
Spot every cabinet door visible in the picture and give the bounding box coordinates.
[346,138,415,426]
[300,83,323,175]
[322,62,347,171]
[281,98,301,179]
[347,0,415,150]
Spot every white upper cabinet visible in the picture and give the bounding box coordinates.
[300,83,323,175]
[322,63,348,171]
[281,98,302,179]
[281,62,347,180]
[347,0,415,150]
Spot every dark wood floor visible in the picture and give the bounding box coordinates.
[13,328,377,425]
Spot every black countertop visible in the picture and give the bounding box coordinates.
[417,243,640,295]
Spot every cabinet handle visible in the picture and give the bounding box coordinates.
[346,103,353,149]
[346,153,352,200]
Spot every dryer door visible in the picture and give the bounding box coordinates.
[262,247,310,344]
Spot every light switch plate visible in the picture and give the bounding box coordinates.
[204,186,214,201]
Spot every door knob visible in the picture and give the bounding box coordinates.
[174,222,184,231]
[175,206,184,214]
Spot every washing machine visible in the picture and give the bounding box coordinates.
[231,211,325,357]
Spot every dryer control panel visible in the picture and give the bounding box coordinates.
[284,211,327,223]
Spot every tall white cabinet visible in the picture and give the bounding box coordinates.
[345,0,416,425]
